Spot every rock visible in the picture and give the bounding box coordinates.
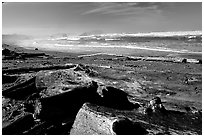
[35,69,137,110]
[96,86,138,110]
[185,106,201,114]
[112,117,148,135]
[73,64,87,71]
[73,64,98,77]
[70,103,148,135]
[182,58,187,63]
[198,59,202,64]
[145,97,167,115]
[35,69,93,97]
[33,82,137,121]
[32,68,138,122]
[34,81,99,121]
[2,48,18,57]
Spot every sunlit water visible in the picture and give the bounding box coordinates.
[18,34,202,56]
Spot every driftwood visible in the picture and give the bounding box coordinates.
[2,112,34,135]
[2,64,76,74]
[70,103,148,135]
[23,121,53,135]
[34,81,138,122]
[37,81,99,121]
[2,77,38,100]
[117,56,202,64]
[2,74,18,84]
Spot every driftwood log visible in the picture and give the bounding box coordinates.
[2,77,38,100]
[2,64,76,74]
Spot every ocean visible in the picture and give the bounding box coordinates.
[11,31,202,58]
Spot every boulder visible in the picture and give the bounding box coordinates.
[35,69,138,109]
[96,85,139,110]
[145,97,167,115]
[112,117,148,135]
[34,81,99,121]
[32,68,138,121]
[35,69,93,98]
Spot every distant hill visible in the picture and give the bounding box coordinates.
[99,31,202,37]
[80,30,103,36]
[50,33,68,39]
[2,34,32,45]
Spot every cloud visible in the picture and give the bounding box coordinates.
[82,2,162,16]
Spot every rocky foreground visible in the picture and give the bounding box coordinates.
[2,45,202,135]
[2,63,202,135]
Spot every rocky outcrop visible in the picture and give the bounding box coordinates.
[2,63,201,135]
[34,81,99,121]
[145,97,167,116]
[70,103,148,135]
[30,69,138,121]
[35,68,93,97]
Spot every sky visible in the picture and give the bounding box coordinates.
[2,2,202,36]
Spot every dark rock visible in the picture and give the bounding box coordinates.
[36,69,136,109]
[145,97,167,115]
[34,81,99,121]
[2,48,18,56]
[33,69,137,122]
[96,86,138,110]
[198,59,202,64]
[182,58,187,63]
[112,117,148,135]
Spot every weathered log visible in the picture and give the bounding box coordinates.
[2,112,35,135]
[2,74,18,84]
[2,77,38,100]
[2,64,76,74]
[70,103,148,135]
[23,121,53,135]
[23,119,74,135]
[36,81,99,121]
[33,81,138,122]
